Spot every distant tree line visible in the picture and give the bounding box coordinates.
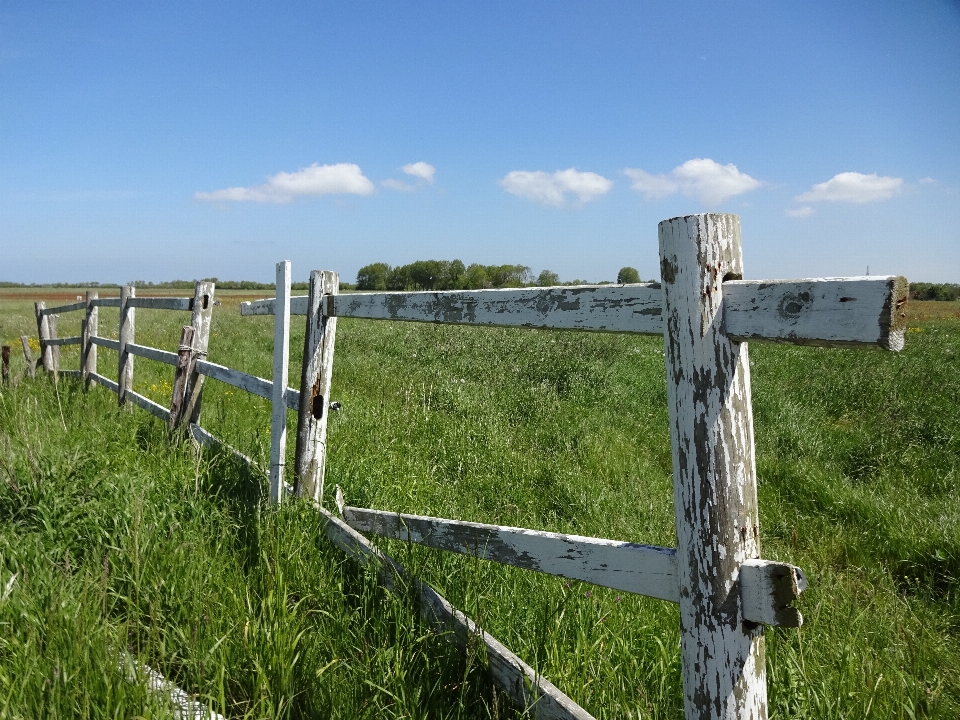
[909,283,960,302]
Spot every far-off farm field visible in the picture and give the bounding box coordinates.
[0,288,959,719]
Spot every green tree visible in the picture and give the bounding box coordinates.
[357,262,391,290]
[617,266,641,284]
[535,269,560,287]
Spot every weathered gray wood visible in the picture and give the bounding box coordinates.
[295,270,339,503]
[127,343,179,366]
[120,653,225,720]
[724,276,908,350]
[40,300,86,315]
[118,285,136,406]
[194,359,272,399]
[181,281,216,426]
[188,422,263,473]
[285,388,300,410]
[58,369,82,379]
[91,337,121,351]
[319,505,595,720]
[46,313,60,378]
[168,326,197,432]
[660,214,766,720]
[81,291,98,389]
[90,297,121,308]
[127,296,193,311]
[127,389,171,422]
[343,505,679,602]
[740,560,806,628]
[90,372,119,393]
[327,286,664,333]
[20,336,36,378]
[1,346,9,385]
[45,336,82,346]
[239,296,308,316]
[269,261,291,505]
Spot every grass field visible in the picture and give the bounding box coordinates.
[1,289,958,718]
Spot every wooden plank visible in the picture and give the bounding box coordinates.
[91,297,122,308]
[294,270,339,503]
[47,314,60,377]
[118,285,135,406]
[120,653,225,720]
[189,422,262,472]
[81,291,98,389]
[269,261,291,504]
[90,372,119,393]
[58,369,82,378]
[740,560,806,628]
[319,506,595,720]
[239,296,308,316]
[92,337,121,351]
[327,285,665,334]
[41,300,86,315]
[659,214,766,719]
[20,336,36,378]
[181,281,217,427]
[127,296,193,311]
[45,336,82,346]
[342,505,679,602]
[127,343,179,366]
[195,359,272,399]
[285,387,300,410]
[724,276,908,350]
[168,326,196,431]
[127,389,171,422]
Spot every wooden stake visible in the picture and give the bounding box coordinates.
[179,281,216,426]
[20,336,36,378]
[294,270,339,503]
[1,346,9,385]
[47,313,60,379]
[269,261,292,504]
[118,285,136,406]
[659,214,766,720]
[81,291,99,389]
[168,325,197,432]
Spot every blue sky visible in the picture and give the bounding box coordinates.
[3,1,959,284]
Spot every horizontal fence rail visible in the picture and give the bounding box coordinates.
[195,359,300,410]
[46,336,82,346]
[127,343,179,366]
[91,337,121,351]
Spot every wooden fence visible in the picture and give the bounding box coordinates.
[23,213,908,720]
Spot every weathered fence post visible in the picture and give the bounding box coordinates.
[659,214,766,720]
[47,312,60,379]
[269,261,292,505]
[20,336,36,378]
[172,281,216,428]
[118,285,136,406]
[168,325,197,432]
[295,270,339,503]
[34,303,54,373]
[81,291,98,389]
[1,346,9,385]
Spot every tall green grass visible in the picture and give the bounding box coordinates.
[0,295,958,718]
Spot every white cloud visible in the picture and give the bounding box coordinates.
[795,172,903,204]
[919,177,936,185]
[196,163,374,203]
[381,178,415,191]
[786,206,815,218]
[402,162,435,183]
[500,168,613,207]
[624,158,761,208]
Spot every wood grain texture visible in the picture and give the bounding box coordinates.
[168,326,197,432]
[195,359,272,399]
[724,276,908,350]
[182,281,217,426]
[343,506,679,602]
[81,291,98,389]
[20,336,36,378]
[45,336,82,346]
[47,314,60,377]
[34,303,53,372]
[90,372,119,393]
[659,214,766,720]
[127,389,171,422]
[118,285,136,406]
[294,270,339,503]
[91,337,121,351]
[127,343,179,366]
[90,298,122,308]
[320,506,595,720]
[270,262,291,505]
[739,560,806,628]
[239,296,308,316]
[127,296,193,311]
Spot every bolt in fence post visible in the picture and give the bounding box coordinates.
[659,214,766,720]
[178,281,216,427]
[20,336,36,378]
[118,285,136,406]
[1,346,9,385]
[81,291,98,389]
[295,270,339,503]
[34,302,52,373]
[269,260,292,505]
